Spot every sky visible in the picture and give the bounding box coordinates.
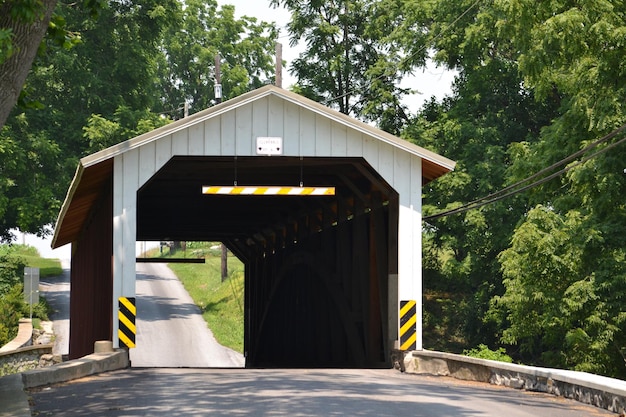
[18,0,456,261]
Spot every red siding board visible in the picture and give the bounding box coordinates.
[68,176,113,359]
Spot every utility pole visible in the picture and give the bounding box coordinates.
[215,52,228,283]
[275,42,282,88]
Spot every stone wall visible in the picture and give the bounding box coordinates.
[399,350,626,415]
[0,345,57,377]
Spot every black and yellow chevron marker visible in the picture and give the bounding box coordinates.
[399,300,417,351]
[118,296,136,349]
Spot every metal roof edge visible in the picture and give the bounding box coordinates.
[51,163,85,249]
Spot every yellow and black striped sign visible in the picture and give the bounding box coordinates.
[399,300,417,351]
[202,186,335,196]
[118,297,136,349]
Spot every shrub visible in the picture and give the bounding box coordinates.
[463,344,513,363]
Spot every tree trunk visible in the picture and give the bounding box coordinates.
[0,0,58,129]
[221,243,228,282]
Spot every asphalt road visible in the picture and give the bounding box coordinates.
[129,262,244,368]
[39,260,70,357]
[28,368,614,417]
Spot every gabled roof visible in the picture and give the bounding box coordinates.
[52,85,455,248]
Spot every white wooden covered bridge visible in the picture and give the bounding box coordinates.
[52,85,455,367]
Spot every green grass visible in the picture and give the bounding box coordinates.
[2,244,63,277]
[163,244,245,353]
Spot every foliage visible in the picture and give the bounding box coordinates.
[157,0,279,115]
[0,244,56,346]
[463,344,513,363]
[0,115,63,241]
[271,0,414,134]
[0,245,26,294]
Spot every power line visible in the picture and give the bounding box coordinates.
[423,123,626,221]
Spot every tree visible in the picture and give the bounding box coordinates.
[0,0,58,129]
[157,0,278,116]
[411,0,626,377]
[270,0,414,134]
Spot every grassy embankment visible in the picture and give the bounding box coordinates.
[149,243,245,353]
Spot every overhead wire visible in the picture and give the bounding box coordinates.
[423,123,626,221]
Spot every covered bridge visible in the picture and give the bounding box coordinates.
[52,85,455,367]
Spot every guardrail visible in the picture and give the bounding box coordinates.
[399,349,626,415]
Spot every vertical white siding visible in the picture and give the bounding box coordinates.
[138,141,156,187]
[188,122,204,156]
[204,118,221,155]
[268,95,284,138]
[220,111,236,155]
[172,129,188,156]
[315,114,332,155]
[299,108,316,156]
[283,101,300,156]
[362,136,379,172]
[331,123,347,157]
[346,129,363,156]
[155,135,172,171]
[252,98,269,142]
[396,152,423,350]
[112,150,139,348]
[236,105,253,156]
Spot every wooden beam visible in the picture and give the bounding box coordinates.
[135,258,205,263]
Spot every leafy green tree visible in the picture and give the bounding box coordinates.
[270,0,413,133]
[0,114,62,242]
[413,0,626,377]
[157,0,278,115]
[0,0,59,128]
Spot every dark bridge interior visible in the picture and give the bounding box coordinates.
[137,156,399,368]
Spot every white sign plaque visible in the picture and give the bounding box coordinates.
[256,137,283,155]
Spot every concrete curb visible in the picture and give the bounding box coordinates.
[22,348,129,389]
[0,348,129,417]
[405,350,626,415]
[0,319,33,353]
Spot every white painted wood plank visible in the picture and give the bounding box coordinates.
[236,105,253,156]
[121,149,139,298]
[138,141,156,188]
[155,135,172,172]
[171,128,188,156]
[346,129,363,157]
[112,155,124,348]
[377,142,395,187]
[204,118,221,155]
[282,101,300,156]
[268,94,284,138]
[220,112,236,155]
[314,114,331,156]
[331,122,347,157]
[410,154,423,350]
[299,108,316,156]
[362,135,379,171]
[252,98,269,141]
[188,122,204,156]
